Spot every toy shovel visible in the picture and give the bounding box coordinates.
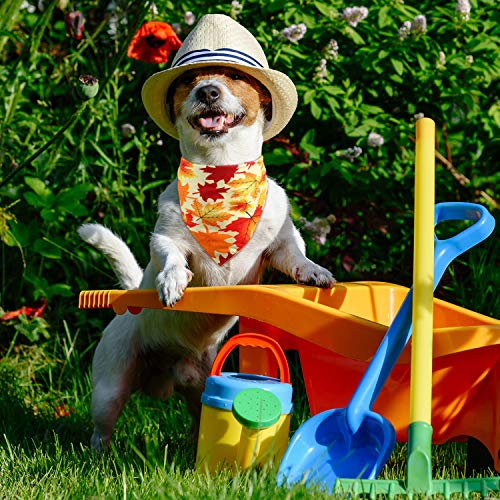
[277,202,495,491]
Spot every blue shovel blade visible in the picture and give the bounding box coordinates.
[277,409,396,492]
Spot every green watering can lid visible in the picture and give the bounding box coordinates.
[232,388,282,430]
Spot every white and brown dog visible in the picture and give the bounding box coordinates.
[79,14,335,451]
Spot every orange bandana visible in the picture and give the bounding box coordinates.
[178,157,267,265]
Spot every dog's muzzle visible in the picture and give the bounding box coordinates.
[188,83,245,137]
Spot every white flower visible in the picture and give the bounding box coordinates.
[325,39,339,60]
[337,146,363,161]
[171,22,182,35]
[281,23,307,42]
[414,112,425,120]
[456,0,471,21]
[148,2,158,16]
[298,216,336,245]
[398,21,411,40]
[411,15,427,34]
[106,1,128,40]
[466,54,474,64]
[315,58,328,79]
[121,123,136,139]
[367,132,384,148]
[20,1,36,13]
[437,51,446,69]
[231,0,243,17]
[184,11,196,25]
[341,6,368,27]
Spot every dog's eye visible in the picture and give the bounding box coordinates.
[180,75,195,85]
[230,73,246,81]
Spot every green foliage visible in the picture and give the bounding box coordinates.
[0,1,498,492]
[0,0,498,328]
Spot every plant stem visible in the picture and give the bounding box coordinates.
[0,101,89,189]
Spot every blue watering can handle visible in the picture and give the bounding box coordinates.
[346,202,495,434]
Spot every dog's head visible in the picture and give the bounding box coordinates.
[167,66,272,145]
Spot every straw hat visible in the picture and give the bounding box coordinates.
[141,14,298,141]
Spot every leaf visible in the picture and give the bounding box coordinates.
[41,207,57,221]
[323,86,345,96]
[23,191,45,207]
[47,283,73,297]
[344,26,365,45]
[416,53,429,71]
[310,99,322,120]
[197,183,229,202]
[190,199,231,227]
[391,59,404,76]
[33,239,61,259]
[190,230,236,257]
[227,172,263,199]
[201,164,239,183]
[24,176,51,197]
[177,180,189,204]
[225,206,263,246]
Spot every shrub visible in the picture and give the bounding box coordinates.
[0,0,498,349]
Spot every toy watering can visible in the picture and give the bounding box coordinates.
[196,333,293,473]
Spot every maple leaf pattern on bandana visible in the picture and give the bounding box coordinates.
[178,157,267,265]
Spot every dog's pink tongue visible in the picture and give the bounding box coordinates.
[200,115,225,129]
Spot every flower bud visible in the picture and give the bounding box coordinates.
[77,74,99,99]
[65,10,85,40]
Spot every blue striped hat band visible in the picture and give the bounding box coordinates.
[173,48,265,69]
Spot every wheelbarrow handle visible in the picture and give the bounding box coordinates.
[346,202,495,434]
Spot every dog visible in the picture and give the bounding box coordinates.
[79,14,335,451]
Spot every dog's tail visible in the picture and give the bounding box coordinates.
[78,223,143,289]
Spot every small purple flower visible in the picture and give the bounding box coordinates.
[121,123,136,138]
[456,0,471,21]
[411,15,427,34]
[437,51,446,69]
[325,39,339,60]
[298,215,336,245]
[367,132,384,148]
[315,58,328,79]
[398,21,411,40]
[341,6,368,27]
[231,1,243,18]
[184,11,195,26]
[337,146,363,161]
[281,23,307,42]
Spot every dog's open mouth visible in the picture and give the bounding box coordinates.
[190,112,244,136]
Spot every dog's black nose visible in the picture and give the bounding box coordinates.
[196,85,220,103]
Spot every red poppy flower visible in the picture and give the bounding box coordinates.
[1,298,46,321]
[127,21,182,64]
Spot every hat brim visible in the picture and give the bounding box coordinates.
[141,61,298,142]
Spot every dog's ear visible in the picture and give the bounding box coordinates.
[166,85,177,124]
[259,85,272,123]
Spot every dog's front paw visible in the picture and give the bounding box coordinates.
[156,266,194,306]
[293,262,336,288]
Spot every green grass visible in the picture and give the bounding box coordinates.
[0,330,498,499]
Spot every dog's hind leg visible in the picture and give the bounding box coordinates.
[90,315,140,451]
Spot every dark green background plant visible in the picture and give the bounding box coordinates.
[0,0,498,493]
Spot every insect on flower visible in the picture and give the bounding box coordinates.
[127,21,182,64]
